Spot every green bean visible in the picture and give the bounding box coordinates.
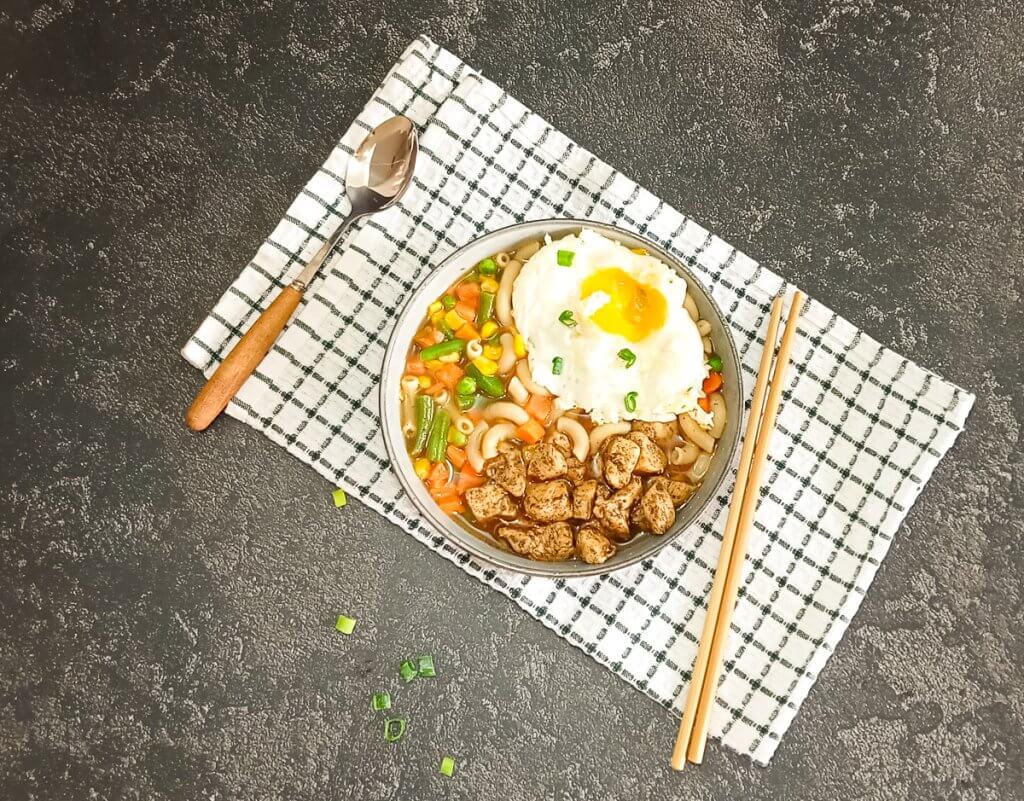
[410,395,435,456]
[426,409,451,462]
[419,338,465,362]
[476,291,496,325]
[466,363,505,399]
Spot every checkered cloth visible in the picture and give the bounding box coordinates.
[182,36,974,764]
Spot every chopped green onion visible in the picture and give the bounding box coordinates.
[556,250,574,267]
[477,258,498,276]
[399,659,418,682]
[419,338,465,362]
[624,391,638,413]
[372,692,391,711]
[335,614,356,635]
[440,756,456,777]
[558,310,577,327]
[617,348,636,368]
[707,354,723,371]
[332,488,348,508]
[441,294,457,310]
[456,376,477,396]
[417,654,436,677]
[551,356,564,376]
[384,718,407,742]
[456,393,475,411]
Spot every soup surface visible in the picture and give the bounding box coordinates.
[400,230,727,565]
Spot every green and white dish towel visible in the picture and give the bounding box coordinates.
[182,36,973,765]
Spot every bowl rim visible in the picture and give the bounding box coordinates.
[379,218,742,578]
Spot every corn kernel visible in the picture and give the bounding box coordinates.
[471,356,498,376]
[418,375,432,389]
[424,359,443,370]
[414,458,430,479]
[444,310,466,330]
[630,247,648,255]
[513,335,527,358]
[480,320,498,339]
[428,301,443,314]
[430,310,444,326]
[480,277,499,293]
[483,344,502,360]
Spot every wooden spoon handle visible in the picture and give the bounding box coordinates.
[185,285,303,431]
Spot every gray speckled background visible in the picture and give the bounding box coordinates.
[1,1,1021,799]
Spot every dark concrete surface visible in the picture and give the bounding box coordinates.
[1,1,1021,798]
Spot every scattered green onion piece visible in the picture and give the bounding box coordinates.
[384,718,407,742]
[466,363,505,398]
[477,257,498,276]
[441,294,457,310]
[447,426,468,447]
[372,692,391,711]
[707,354,723,371]
[440,756,456,777]
[456,393,476,411]
[426,409,451,463]
[617,348,636,368]
[624,391,638,413]
[419,338,465,362]
[332,488,348,508]
[556,250,574,267]
[411,395,436,456]
[335,615,356,635]
[417,654,436,677]
[456,376,477,396]
[477,291,496,325]
[558,310,576,327]
[551,356,564,376]
[399,659,418,682]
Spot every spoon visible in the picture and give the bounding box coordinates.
[186,116,418,431]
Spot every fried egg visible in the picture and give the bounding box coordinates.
[512,229,708,423]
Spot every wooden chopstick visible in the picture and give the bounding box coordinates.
[670,294,785,770]
[679,291,806,767]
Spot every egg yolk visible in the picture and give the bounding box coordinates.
[581,268,667,342]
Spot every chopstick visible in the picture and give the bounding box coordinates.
[671,291,805,770]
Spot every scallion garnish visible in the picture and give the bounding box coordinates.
[417,654,436,677]
[617,348,636,368]
[707,354,723,371]
[332,488,348,508]
[556,250,574,266]
[335,614,356,635]
[384,718,407,742]
[440,756,456,777]
[558,310,576,327]
[372,692,391,711]
[399,659,418,683]
[551,356,564,376]
[624,391,638,413]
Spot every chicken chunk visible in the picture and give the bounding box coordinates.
[497,522,575,562]
[565,455,587,484]
[525,442,568,481]
[485,449,526,497]
[602,436,641,489]
[632,484,676,534]
[627,431,668,475]
[631,421,659,441]
[576,523,617,565]
[571,479,599,520]
[594,477,642,539]
[547,431,573,456]
[523,480,572,522]
[649,476,695,506]
[464,484,517,521]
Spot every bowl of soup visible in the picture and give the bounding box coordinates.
[380,219,742,577]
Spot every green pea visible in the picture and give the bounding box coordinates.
[456,376,477,396]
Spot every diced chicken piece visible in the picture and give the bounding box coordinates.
[594,477,642,539]
[627,431,668,475]
[576,523,617,565]
[632,485,676,534]
[523,480,572,522]
[571,479,598,520]
[547,431,573,456]
[485,449,526,497]
[602,436,641,489]
[497,438,518,455]
[464,484,517,521]
[565,455,587,484]
[631,421,658,440]
[649,476,696,506]
[525,442,568,480]
[497,522,575,562]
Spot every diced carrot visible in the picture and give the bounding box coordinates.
[405,357,426,376]
[698,395,712,412]
[524,394,553,423]
[454,301,477,323]
[465,408,483,423]
[426,461,449,489]
[703,372,723,394]
[515,418,545,445]
[434,363,464,390]
[436,495,465,514]
[454,282,481,304]
[424,382,446,397]
[455,323,480,341]
[456,467,486,493]
[446,445,467,470]
[414,327,439,348]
